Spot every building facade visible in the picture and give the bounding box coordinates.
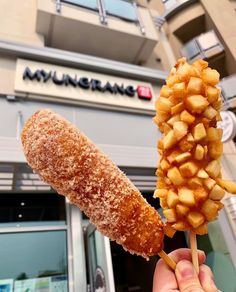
[0,0,236,291]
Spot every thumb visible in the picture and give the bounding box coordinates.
[175,260,204,292]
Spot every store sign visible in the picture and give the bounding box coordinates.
[15,59,156,113]
[218,111,236,142]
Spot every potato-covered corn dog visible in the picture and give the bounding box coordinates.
[154,58,236,236]
[21,109,164,257]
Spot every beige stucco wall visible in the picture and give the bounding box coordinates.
[0,56,16,95]
[201,0,236,75]
[0,0,44,46]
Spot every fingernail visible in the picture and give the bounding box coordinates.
[176,260,195,279]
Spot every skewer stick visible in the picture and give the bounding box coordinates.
[189,231,199,274]
[158,250,177,270]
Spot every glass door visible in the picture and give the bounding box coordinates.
[0,192,75,292]
[85,223,115,292]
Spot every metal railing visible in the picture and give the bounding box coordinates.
[154,0,198,29]
[55,0,146,34]
[180,30,224,62]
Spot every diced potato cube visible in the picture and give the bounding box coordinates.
[169,95,183,105]
[163,209,177,223]
[177,62,199,80]
[156,168,164,177]
[204,145,208,158]
[163,130,177,150]
[179,136,195,152]
[164,177,172,185]
[194,187,208,202]
[217,178,236,194]
[156,179,166,188]
[216,113,222,121]
[153,111,170,124]
[202,68,220,85]
[192,59,208,71]
[186,95,209,114]
[209,184,225,200]
[175,152,191,164]
[157,139,164,150]
[197,169,209,179]
[167,150,181,164]
[187,211,205,228]
[194,144,204,160]
[171,102,185,115]
[176,204,190,216]
[201,199,219,221]
[178,187,195,206]
[205,160,221,178]
[187,133,194,142]
[194,222,208,235]
[172,82,186,98]
[215,201,224,210]
[188,177,203,188]
[167,114,180,126]
[163,224,176,238]
[187,77,203,94]
[163,123,172,135]
[212,97,222,110]
[167,190,179,208]
[208,141,223,159]
[153,189,168,198]
[173,121,188,140]
[204,178,216,190]
[160,197,168,208]
[180,110,195,124]
[179,161,198,177]
[172,221,190,231]
[205,86,220,104]
[203,106,218,120]
[155,97,173,112]
[166,74,181,87]
[192,123,207,141]
[160,85,172,98]
[206,127,223,141]
[160,158,171,171]
[167,167,185,186]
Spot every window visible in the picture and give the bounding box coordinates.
[0,191,69,291]
[104,0,138,22]
[62,0,98,11]
[0,193,66,227]
[0,231,68,291]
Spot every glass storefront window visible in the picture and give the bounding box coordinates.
[0,231,68,291]
[0,193,66,227]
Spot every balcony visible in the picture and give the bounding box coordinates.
[219,74,236,109]
[36,0,158,64]
[180,30,224,62]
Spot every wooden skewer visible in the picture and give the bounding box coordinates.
[158,250,177,270]
[189,231,199,274]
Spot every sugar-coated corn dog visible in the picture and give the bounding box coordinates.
[154,58,236,237]
[21,109,164,258]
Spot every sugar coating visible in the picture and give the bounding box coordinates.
[21,109,164,257]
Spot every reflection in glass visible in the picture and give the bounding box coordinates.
[0,231,68,291]
[62,0,97,10]
[104,0,137,22]
[0,193,66,227]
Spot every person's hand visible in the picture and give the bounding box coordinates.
[153,248,218,292]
